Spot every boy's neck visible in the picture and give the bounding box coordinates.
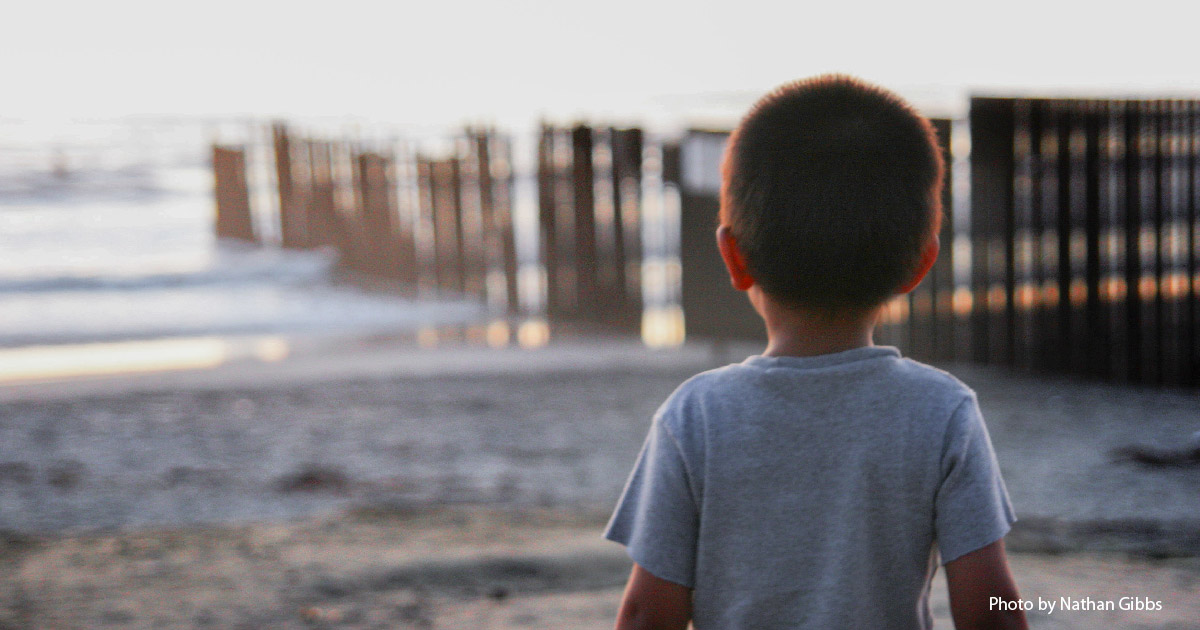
[752,288,881,358]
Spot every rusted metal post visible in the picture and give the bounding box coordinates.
[591,129,618,319]
[1097,100,1122,382]
[1082,101,1107,378]
[1056,103,1081,376]
[677,130,763,342]
[493,134,520,313]
[415,156,438,293]
[303,140,334,249]
[355,150,396,276]
[431,158,465,293]
[1128,100,1156,381]
[1187,101,1200,386]
[1080,100,1104,376]
[472,130,497,304]
[389,148,418,285]
[1008,100,1035,371]
[537,125,562,317]
[572,125,597,319]
[272,124,305,249]
[213,145,257,243]
[969,98,1016,365]
[1146,100,1167,385]
[1165,100,1189,386]
[456,136,485,298]
[471,130,519,312]
[610,127,644,331]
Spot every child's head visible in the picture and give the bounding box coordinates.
[720,74,944,314]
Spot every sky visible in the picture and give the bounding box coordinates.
[4,0,1200,129]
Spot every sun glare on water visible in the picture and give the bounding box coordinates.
[0,335,290,383]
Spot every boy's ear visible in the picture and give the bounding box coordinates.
[716,225,755,292]
[896,235,940,295]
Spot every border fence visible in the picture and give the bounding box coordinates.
[211,97,1200,388]
[211,122,653,336]
[536,125,645,331]
[971,97,1198,387]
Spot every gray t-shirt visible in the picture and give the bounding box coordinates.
[604,345,1015,630]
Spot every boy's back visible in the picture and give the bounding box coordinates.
[606,75,1025,630]
[605,346,1014,629]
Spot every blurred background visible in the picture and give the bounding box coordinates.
[1,1,1199,628]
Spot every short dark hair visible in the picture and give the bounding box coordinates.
[720,74,944,312]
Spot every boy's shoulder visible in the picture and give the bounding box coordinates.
[668,349,974,399]
[888,354,978,400]
[655,360,758,413]
[649,362,753,440]
[655,349,977,435]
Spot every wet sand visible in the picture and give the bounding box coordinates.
[1,338,1198,628]
[0,343,700,532]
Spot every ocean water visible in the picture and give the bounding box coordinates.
[0,117,487,351]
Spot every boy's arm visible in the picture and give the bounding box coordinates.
[944,539,1028,630]
[614,563,692,630]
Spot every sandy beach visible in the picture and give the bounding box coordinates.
[3,505,1198,629]
[1,337,1198,628]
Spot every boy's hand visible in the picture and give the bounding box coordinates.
[614,563,692,630]
[944,539,1028,630]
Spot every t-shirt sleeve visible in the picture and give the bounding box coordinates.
[603,409,699,588]
[934,393,1017,564]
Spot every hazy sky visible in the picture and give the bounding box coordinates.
[4,0,1200,127]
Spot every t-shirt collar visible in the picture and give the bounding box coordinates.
[741,345,901,371]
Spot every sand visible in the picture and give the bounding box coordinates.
[1,337,1198,628]
[2,506,1199,629]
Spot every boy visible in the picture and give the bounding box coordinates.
[604,75,1027,630]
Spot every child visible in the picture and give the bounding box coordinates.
[604,75,1027,630]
